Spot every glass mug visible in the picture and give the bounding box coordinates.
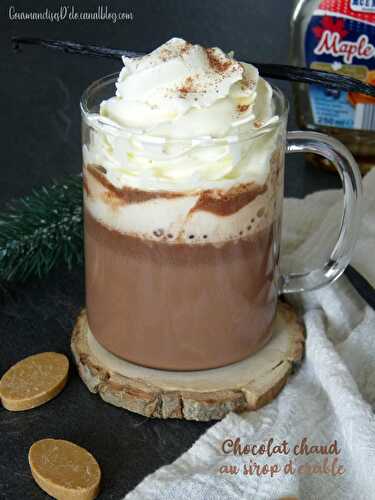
[81,75,362,371]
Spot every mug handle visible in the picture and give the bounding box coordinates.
[281,131,363,294]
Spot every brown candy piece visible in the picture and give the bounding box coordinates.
[29,439,101,500]
[0,352,69,411]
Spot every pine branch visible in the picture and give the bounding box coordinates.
[0,175,83,283]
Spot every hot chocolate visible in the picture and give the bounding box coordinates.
[81,38,285,370]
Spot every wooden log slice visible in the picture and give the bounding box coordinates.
[71,302,304,421]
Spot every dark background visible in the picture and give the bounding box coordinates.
[0,1,340,499]
[0,0,341,202]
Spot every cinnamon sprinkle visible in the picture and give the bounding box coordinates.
[205,48,233,73]
[241,70,255,91]
[178,76,195,97]
[180,41,192,54]
[237,104,250,113]
[159,47,174,62]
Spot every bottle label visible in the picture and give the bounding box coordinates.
[305,0,375,130]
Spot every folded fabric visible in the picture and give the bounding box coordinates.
[126,169,375,500]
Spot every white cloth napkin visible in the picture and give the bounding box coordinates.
[126,169,375,500]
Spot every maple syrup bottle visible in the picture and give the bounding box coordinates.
[290,0,375,173]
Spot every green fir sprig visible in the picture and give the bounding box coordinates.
[0,176,83,282]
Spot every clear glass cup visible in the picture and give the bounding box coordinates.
[81,74,362,371]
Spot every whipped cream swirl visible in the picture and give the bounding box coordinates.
[83,38,280,191]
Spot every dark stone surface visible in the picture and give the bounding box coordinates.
[0,267,212,500]
[0,1,341,499]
